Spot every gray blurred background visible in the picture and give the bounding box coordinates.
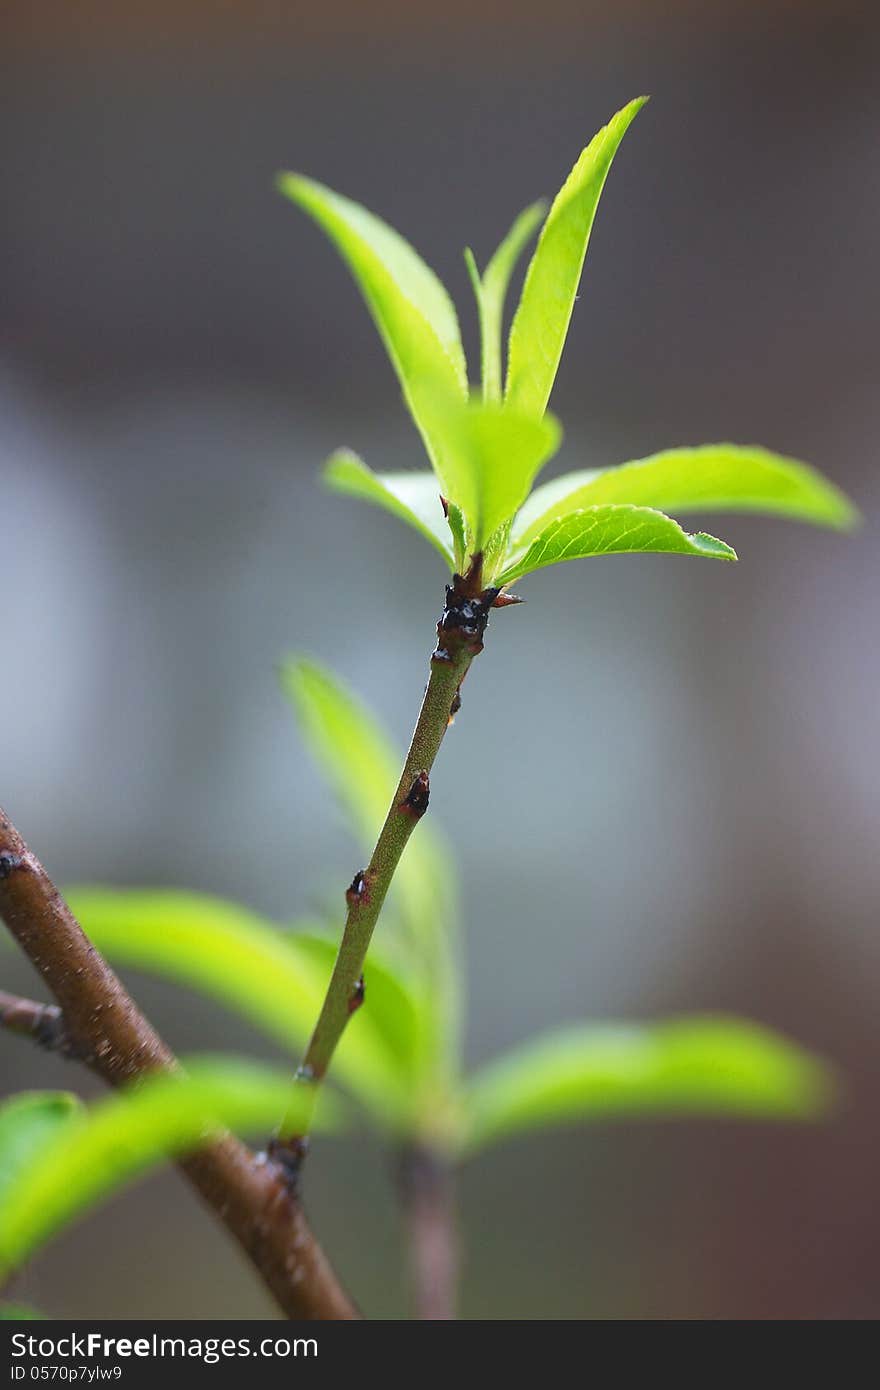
[2,0,878,1319]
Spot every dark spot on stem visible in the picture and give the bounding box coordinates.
[348,975,365,1015]
[33,1007,71,1054]
[433,568,500,660]
[0,852,23,881]
[401,770,430,818]
[345,870,370,909]
[267,1135,310,1193]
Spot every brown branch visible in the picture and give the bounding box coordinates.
[397,1146,458,1320]
[0,989,74,1055]
[0,808,356,1320]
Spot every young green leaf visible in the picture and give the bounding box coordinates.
[465,200,546,404]
[460,1017,833,1153]
[498,504,736,584]
[322,450,455,566]
[421,398,561,553]
[64,887,413,1127]
[277,173,467,476]
[445,497,468,571]
[0,1092,82,1211]
[0,1057,336,1277]
[506,98,647,418]
[514,444,859,545]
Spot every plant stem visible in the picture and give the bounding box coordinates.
[397,1145,459,1320]
[277,564,497,1151]
[0,808,356,1320]
[0,989,74,1056]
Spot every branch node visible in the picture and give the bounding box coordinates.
[34,1007,76,1056]
[400,770,430,819]
[344,869,371,909]
[0,851,24,881]
[266,1135,311,1194]
[433,570,499,662]
[347,975,365,1016]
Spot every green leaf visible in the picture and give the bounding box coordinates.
[277,173,467,476]
[0,1057,336,1277]
[322,449,454,566]
[515,444,859,545]
[460,1017,833,1153]
[422,398,561,553]
[499,504,736,584]
[445,498,468,571]
[506,98,647,418]
[465,201,546,404]
[0,1092,82,1210]
[64,887,412,1127]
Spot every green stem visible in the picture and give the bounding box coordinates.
[277,564,495,1147]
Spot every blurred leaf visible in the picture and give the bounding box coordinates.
[421,398,561,552]
[506,98,647,418]
[277,173,467,478]
[460,1017,833,1153]
[465,200,545,404]
[322,450,455,566]
[499,504,736,583]
[515,445,859,545]
[280,657,455,949]
[0,1092,82,1210]
[0,1303,45,1319]
[0,1057,336,1277]
[65,887,412,1127]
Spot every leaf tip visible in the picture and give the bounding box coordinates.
[694,531,738,561]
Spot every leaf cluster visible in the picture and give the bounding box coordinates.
[279,99,855,585]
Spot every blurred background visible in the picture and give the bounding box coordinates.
[2,0,878,1319]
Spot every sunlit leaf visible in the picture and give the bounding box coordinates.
[515,445,858,544]
[0,1092,82,1211]
[0,1057,337,1277]
[322,450,454,566]
[277,173,467,476]
[445,498,468,571]
[465,200,545,404]
[65,887,412,1127]
[506,98,647,418]
[460,1017,833,1153]
[421,398,561,552]
[499,504,736,584]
